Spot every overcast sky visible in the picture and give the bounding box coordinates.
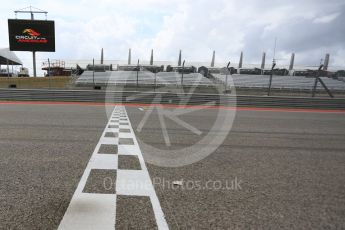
[1,0,345,73]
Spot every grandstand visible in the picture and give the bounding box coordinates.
[74,49,345,92]
[75,71,213,86]
[76,69,345,92]
[212,74,345,91]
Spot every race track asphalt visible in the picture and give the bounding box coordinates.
[0,103,344,229]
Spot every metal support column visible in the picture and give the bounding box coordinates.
[136,59,139,90]
[312,65,334,98]
[154,72,157,92]
[92,58,95,87]
[225,61,231,93]
[48,58,51,88]
[6,59,9,78]
[181,60,185,86]
[312,77,318,97]
[267,62,276,96]
[31,11,37,77]
[318,77,334,98]
[32,51,37,77]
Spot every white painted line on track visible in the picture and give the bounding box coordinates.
[120,106,169,230]
[58,106,168,230]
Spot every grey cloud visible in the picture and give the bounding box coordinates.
[1,0,344,72]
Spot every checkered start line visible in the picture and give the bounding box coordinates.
[58,106,168,230]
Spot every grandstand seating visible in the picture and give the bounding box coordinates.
[76,71,213,86]
[76,70,345,91]
[212,74,345,91]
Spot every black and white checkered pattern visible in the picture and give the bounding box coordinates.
[58,106,168,230]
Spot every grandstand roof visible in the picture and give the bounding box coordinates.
[0,48,22,65]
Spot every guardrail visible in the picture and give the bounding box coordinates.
[0,89,344,109]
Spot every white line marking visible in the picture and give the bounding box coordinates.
[99,137,119,145]
[58,108,117,230]
[118,107,169,230]
[58,106,169,230]
[118,132,133,138]
[137,105,155,132]
[157,106,171,146]
[89,154,118,170]
[58,194,117,230]
[118,145,141,156]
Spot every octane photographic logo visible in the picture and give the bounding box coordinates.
[105,67,237,167]
[15,28,48,43]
